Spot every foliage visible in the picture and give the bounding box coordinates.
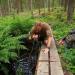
[0,16,35,75]
[0,7,75,74]
[61,48,75,73]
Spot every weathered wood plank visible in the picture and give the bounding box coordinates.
[50,62,64,75]
[50,50,60,62]
[36,45,49,75]
[36,36,64,75]
[38,45,48,61]
[35,62,49,75]
[50,38,64,75]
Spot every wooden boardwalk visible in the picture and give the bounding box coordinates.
[35,37,64,75]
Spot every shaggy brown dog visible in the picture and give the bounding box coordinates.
[29,22,52,54]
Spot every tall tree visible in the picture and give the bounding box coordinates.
[20,0,23,12]
[43,0,46,14]
[60,0,64,7]
[67,0,75,23]
[64,0,68,11]
[30,0,33,16]
[52,0,54,11]
[48,0,50,12]
[0,0,2,16]
[37,0,41,15]
[15,0,20,13]
[0,0,7,16]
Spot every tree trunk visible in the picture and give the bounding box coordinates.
[20,0,23,12]
[0,0,2,16]
[15,0,20,13]
[61,0,64,7]
[67,0,74,23]
[48,0,50,12]
[64,0,68,11]
[1,0,6,16]
[52,0,54,11]
[43,0,46,15]
[38,0,41,15]
[30,0,33,16]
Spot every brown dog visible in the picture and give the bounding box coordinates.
[29,22,52,54]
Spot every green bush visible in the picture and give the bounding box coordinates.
[0,16,35,75]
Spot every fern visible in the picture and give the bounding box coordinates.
[0,16,35,75]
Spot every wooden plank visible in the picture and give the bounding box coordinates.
[50,38,64,75]
[50,49,60,62]
[36,45,49,75]
[36,35,64,75]
[35,62,49,75]
[50,62,64,75]
[38,45,48,61]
